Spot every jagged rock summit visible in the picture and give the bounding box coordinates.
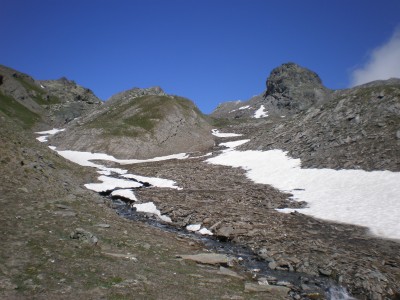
[211,62,331,119]
[51,86,214,159]
[265,62,331,111]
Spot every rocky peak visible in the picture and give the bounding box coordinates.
[266,62,323,94]
[55,76,76,86]
[211,63,332,119]
[106,86,166,106]
[264,62,331,112]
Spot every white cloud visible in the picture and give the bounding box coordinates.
[351,28,400,86]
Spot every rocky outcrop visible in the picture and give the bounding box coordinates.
[51,87,214,159]
[264,62,331,112]
[38,77,102,126]
[211,63,332,119]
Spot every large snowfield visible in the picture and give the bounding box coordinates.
[36,129,400,240]
[207,143,400,240]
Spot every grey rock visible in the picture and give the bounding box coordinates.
[18,187,29,193]
[54,210,76,217]
[95,223,111,228]
[218,266,243,279]
[177,253,231,266]
[70,228,98,244]
[55,204,73,210]
[216,225,235,239]
[318,268,332,276]
[268,261,277,270]
[244,282,290,297]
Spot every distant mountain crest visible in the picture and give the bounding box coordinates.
[0,65,102,129]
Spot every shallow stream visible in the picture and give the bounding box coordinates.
[109,196,354,300]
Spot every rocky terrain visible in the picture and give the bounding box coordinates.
[1,63,400,299]
[0,108,275,300]
[50,86,214,159]
[211,63,400,171]
[0,65,102,129]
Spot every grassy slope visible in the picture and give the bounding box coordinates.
[0,119,268,300]
[0,92,41,129]
[14,77,60,105]
[87,95,203,137]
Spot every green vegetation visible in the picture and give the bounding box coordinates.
[15,77,60,105]
[88,95,200,137]
[0,92,41,128]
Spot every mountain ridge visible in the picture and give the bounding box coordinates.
[1,63,400,299]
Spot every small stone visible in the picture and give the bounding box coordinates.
[56,204,72,210]
[244,282,290,297]
[218,266,243,279]
[102,252,137,261]
[70,228,98,245]
[54,210,76,217]
[177,253,231,266]
[95,223,110,228]
[276,281,293,288]
[18,187,29,193]
[318,268,332,276]
[257,277,269,285]
[268,261,277,270]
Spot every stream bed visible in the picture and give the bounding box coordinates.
[108,195,354,300]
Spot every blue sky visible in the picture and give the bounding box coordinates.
[2,0,400,113]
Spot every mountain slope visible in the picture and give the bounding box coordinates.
[0,65,101,129]
[51,87,214,159]
[237,78,400,171]
[0,111,256,300]
[211,63,400,171]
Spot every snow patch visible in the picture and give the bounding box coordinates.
[122,174,181,189]
[198,228,213,235]
[111,189,137,201]
[253,105,268,118]
[133,202,171,222]
[186,224,201,231]
[212,129,243,137]
[36,128,65,135]
[186,224,213,235]
[207,149,400,240]
[36,136,49,142]
[219,139,250,152]
[35,128,65,143]
[53,149,188,167]
[229,105,251,113]
[84,175,142,193]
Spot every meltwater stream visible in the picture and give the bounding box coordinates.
[110,197,354,300]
